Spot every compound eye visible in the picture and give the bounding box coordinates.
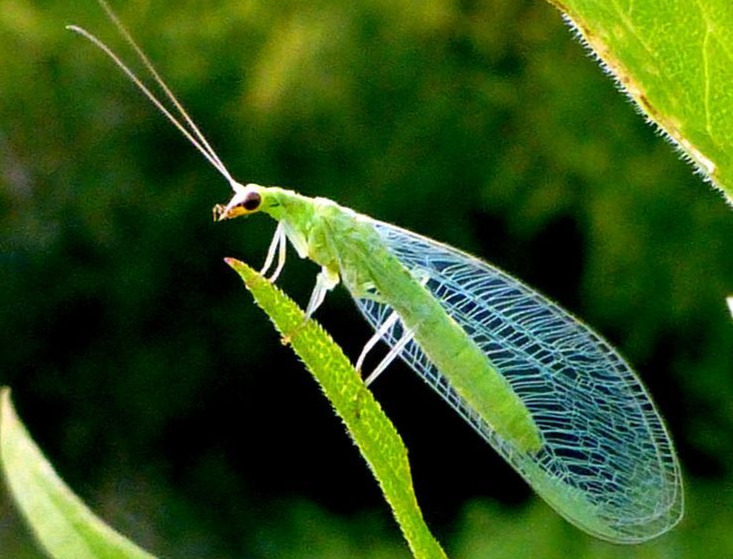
[240,191,262,211]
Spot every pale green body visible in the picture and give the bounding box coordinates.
[255,186,542,452]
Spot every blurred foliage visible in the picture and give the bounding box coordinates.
[0,0,730,557]
[0,389,156,559]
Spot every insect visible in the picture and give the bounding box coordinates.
[70,0,682,544]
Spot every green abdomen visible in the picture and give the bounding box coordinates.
[358,237,542,453]
[320,207,542,452]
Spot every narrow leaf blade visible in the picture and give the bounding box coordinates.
[225,258,448,559]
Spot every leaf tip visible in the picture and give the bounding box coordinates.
[224,258,264,290]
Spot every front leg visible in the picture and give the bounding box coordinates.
[260,222,287,282]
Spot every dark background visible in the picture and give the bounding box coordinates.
[1,0,731,557]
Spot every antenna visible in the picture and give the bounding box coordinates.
[67,0,240,191]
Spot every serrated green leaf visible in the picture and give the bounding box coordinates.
[0,388,156,559]
[548,0,733,203]
[225,258,448,559]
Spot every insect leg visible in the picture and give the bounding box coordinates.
[260,222,286,280]
[304,268,340,319]
[283,268,340,344]
[268,223,288,283]
[355,310,401,372]
[360,272,427,385]
[364,327,416,387]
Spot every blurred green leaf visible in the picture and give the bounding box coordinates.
[0,388,156,559]
[548,0,733,203]
[226,259,448,559]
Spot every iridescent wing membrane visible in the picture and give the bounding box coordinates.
[354,220,682,543]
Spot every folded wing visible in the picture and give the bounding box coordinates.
[353,219,682,543]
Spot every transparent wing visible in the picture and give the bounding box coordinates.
[352,219,682,543]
